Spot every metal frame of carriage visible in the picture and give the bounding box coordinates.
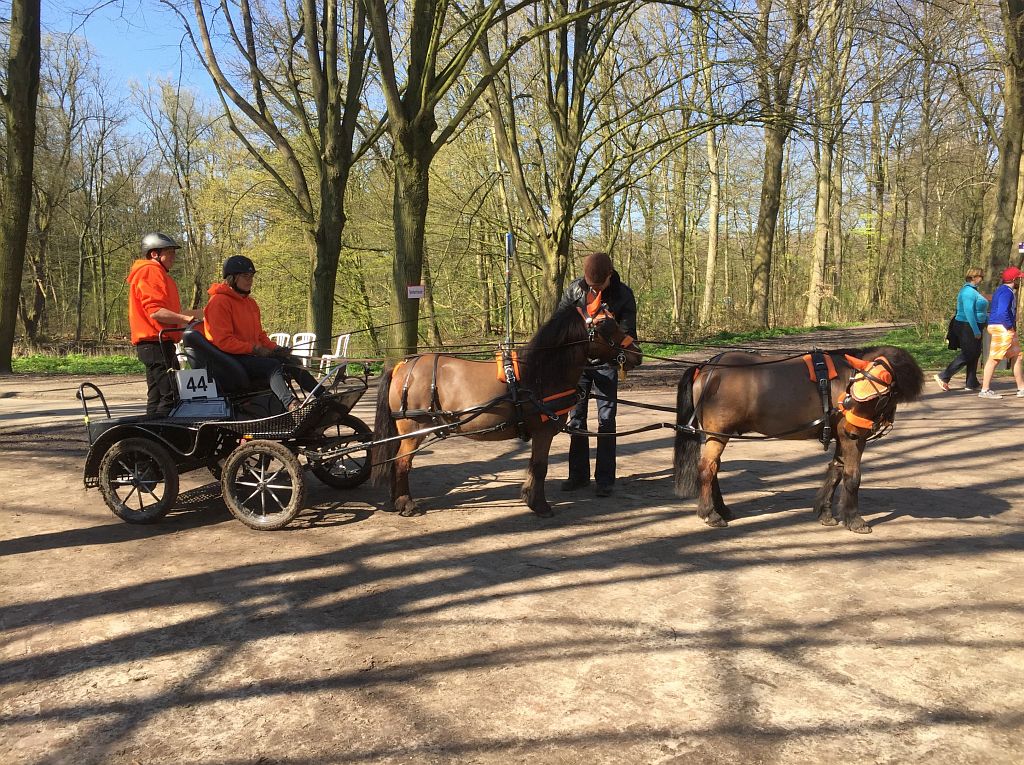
[80,329,376,531]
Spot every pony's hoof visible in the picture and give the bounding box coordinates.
[717,506,734,521]
[704,515,728,528]
[532,505,554,518]
[845,519,871,534]
[395,497,420,517]
[818,515,839,527]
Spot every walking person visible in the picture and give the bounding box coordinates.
[934,267,988,392]
[127,232,203,416]
[203,255,320,411]
[557,252,638,497]
[978,266,1024,399]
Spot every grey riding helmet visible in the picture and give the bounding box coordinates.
[141,232,181,256]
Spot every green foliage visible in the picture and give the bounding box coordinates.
[875,323,950,369]
[13,353,145,375]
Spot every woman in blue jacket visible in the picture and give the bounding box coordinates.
[935,267,988,392]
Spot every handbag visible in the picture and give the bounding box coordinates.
[945,316,960,351]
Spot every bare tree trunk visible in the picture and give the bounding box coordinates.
[983,0,1024,276]
[699,127,721,328]
[388,138,433,356]
[673,152,689,330]
[0,0,41,373]
[830,139,844,320]
[805,135,833,326]
[1014,150,1024,251]
[750,125,788,326]
[421,249,442,347]
[746,0,807,327]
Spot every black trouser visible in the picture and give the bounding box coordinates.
[567,365,618,487]
[136,341,180,417]
[231,354,321,408]
[941,320,986,389]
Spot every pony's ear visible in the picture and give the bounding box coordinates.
[844,354,871,371]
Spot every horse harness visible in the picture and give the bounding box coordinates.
[805,351,897,448]
[389,352,580,443]
[675,350,898,447]
[389,307,636,442]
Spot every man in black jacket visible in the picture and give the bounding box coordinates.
[556,252,638,497]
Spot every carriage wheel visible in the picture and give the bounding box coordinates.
[221,440,305,530]
[310,414,373,490]
[98,438,179,524]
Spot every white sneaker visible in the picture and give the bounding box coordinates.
[1016,389,1024,397]
[978,389,1002,399]
[933,374,950,392]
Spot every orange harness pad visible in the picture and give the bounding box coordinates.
[802,353,837,382]
[495,351,520,382]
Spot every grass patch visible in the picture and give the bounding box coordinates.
[875,323,949,369]
[13,353,145,375]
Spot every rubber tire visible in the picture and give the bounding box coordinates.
[310,414,373,490]
[221,440,305,530]
[98,437,179,524]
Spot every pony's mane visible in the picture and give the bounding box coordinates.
[830,345,925,402]
[519,305,589,389]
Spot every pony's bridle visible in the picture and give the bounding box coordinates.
[838,354,896,436]
[577,306,637,367]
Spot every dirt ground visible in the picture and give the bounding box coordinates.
[1,329,1022,764]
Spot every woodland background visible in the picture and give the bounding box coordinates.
[2,0,1023,361]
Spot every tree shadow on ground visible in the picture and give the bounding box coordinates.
[0,484,234,557]
[3,380,1024,763]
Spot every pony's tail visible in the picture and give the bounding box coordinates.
[370,366,398,487]
[673,366,701,498]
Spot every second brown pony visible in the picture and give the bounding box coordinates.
[372,306,641,517]
[673,346,924,533]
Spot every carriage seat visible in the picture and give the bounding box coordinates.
[180,328,250,393]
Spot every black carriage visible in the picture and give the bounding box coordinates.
[81,328,373,530]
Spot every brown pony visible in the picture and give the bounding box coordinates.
[673,346,924,533]
[371,306,642,517]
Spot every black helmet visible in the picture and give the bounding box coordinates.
[223,255,257,278]
[141,232,181,256]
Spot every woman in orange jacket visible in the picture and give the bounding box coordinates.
[204,256,319,410]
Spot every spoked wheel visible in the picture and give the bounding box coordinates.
[98,438,179,523]
[221,440,305,530]
[310,414,373,490]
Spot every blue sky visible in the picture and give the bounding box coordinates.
[42,0,215,98]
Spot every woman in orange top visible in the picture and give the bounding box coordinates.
[204,256,318,410]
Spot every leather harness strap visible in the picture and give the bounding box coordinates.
[803,350,838,450]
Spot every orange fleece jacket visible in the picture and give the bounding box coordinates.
[203,282,277,355]
[127,258,183,344]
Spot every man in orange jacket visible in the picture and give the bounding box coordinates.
[204,255,319,411]
[127,233,203,415]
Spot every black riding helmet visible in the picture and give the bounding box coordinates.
[223,255,256,278]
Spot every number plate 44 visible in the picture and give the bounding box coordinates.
[175,369,219,400]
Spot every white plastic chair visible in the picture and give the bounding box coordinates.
[269,332,291,348]
[291,332,317,367]
[319,333,351,373]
